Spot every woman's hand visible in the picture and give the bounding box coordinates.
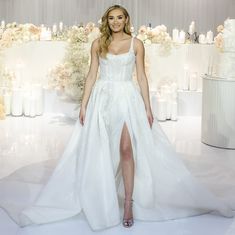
[146,108,154,128]
[79,106,86,126]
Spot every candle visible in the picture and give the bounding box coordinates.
[179,30,186,43]
[199,34,206,44]
[1,20,5,29]
[183,65,189,90]
[52,24,57,33]
[33,85,44,115]
[47,28,52,40]
[166,99,172,120]
[11,88,23,116]
[29,96,36,117]
[23,93,31,116]
[171,101,178,121]
[59,22,63,31]
[189,21,195,35]
[156,98,167,121]
[206,30,214,44]
[172,28,179,43]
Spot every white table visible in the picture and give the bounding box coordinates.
[1,42,218,116]
[2,41,217,88]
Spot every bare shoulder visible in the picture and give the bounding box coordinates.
[133,37,144,54]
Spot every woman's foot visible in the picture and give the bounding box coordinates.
[122,198,134,228]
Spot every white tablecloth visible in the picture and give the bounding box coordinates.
[2,41,218,91]
[3,41,67,86]
[145,43,217,91]
[1,41,218,116]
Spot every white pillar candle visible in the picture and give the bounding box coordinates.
[156,98,167,121]
[189,72,198,91]
[199,34,206,44]
[183,65,189,90]
[179,30,186,44]
[189,21,195,35]
[52,24,57,33]
[3,93,11,115]
[32,84,44,114]
[47,28,52,40]
[11,88,23,116]
[171,101,178,121]
[166,100,172,120]
[172,28,179,43]
[206,30,214,44]
[59,22,63,31]
[35,90,44,116]
[1,20,5,29]
[29,96,36,117]
[159,85,172,120]
[23,93,31,116]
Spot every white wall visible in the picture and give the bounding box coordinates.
[0,0,235,34]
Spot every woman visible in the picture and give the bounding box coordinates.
[0,4,233,231]
[79,4,154,228]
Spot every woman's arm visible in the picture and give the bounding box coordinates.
[79,38,99,125]
[81,38,100,109]
[135,38,154,128]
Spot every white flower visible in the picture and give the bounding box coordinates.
[145,39,152,45]
[217,25,224,33]
[160,24,167,32]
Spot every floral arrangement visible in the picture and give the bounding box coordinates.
[0,23,41,48]
[48,24,99,103]
[214,25,224,51]
[137,24,173,56]
[0,21,100,104]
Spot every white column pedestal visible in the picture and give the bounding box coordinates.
[201,75,235,149]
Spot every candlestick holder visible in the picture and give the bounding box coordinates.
[186,32,199,43]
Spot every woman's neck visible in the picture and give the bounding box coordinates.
[111,31,126,41]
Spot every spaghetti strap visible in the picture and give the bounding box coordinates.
[129,36,134,52]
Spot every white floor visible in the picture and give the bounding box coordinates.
[0,112,235,235]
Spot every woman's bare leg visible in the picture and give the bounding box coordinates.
[120,123,134,219]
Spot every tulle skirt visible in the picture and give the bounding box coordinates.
[0,79,233,230]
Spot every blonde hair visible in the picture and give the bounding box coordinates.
[99,5,132,58]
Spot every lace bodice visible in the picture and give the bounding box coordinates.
[99,37,135,81]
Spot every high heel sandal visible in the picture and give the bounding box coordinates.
[122,199,134,228]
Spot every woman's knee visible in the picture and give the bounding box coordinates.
[120,144,133,161]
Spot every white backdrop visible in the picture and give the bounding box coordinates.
[0,0,235,34]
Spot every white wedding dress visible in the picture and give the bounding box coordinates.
[0,37,234,231]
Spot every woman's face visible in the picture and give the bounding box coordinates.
[108,8,128,33]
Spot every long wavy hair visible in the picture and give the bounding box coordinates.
[99,5,132,58]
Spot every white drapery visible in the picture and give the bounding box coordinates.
[0,0,235,34]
